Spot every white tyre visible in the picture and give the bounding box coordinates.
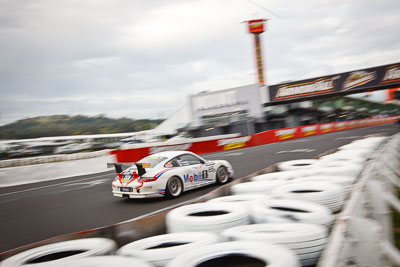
[339,137,386,151]
[166,203,250,234]
[222,223,327,266]
[165,241,300,267]
[310,162,363,179]
[271,182,345,212]
[251,170,313,182]
[295,175,354,196]
[117,232,218,267]
[251,199,334,227]
[55,256,153,267]
[0,238,117,267]
[296,175,354,187]
[277,159,319,171]
[207,194,271,204]
[230,180,286,195]
[318,152,367,164]
[339,143,371,150]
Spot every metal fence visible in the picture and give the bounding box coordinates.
[0,150,111,168]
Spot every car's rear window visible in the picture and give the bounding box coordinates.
[138,155,168,168]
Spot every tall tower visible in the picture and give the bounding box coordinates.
[247,19,267,84]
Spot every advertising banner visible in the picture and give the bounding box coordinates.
[190,84,263,122]
[111,117,399,163]
[268,63,400,103]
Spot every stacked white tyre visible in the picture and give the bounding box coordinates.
[117,232,219,267]
[251,170,314,182]
[222,223,328,266]
[339,137,386,151]
[318,151,368,165]
[0,238,117,267]
[311,161,363,179]
[166,203,250,234]
[207,194,271,204]
[250,199,334,227]
[166,241,300,267]
[230,180,286,195]
[295,175,355,196]
[55,256,153,267]
[277,159,319,171]
[271,182,345,213]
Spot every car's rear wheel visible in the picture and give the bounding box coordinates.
[216,166,229,184]
[166,176,183,198]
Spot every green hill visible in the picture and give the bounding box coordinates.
[0,115,163,139]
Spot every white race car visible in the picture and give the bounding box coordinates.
[111,151,234,199]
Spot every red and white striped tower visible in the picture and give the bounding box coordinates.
[247,19,267,84]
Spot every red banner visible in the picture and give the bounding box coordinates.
[111,117,399,163]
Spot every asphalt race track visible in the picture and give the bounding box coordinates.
[0,123,399,253]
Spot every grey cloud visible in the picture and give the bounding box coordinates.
[0,0,399,125]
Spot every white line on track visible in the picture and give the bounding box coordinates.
[368,128,392,132]
[276,149,316,154]
[62,179,109,187]
[334,136,360,140]
[285,139,310,143]
[205,151,243,157]
[0,173,112,197]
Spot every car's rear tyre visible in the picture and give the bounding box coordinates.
[166,176,183,198]
[216,166,229,184]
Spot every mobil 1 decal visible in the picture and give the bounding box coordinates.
[183,170,209,183]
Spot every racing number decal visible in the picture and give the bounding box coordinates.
[202,170,208,179]
[142,163,151,168]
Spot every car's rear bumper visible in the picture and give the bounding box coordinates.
[112,189,165,199]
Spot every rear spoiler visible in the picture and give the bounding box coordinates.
[107,162,147,176]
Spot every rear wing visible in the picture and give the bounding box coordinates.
[107,162,147,176]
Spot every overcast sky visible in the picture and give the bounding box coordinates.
[1,0,399,125]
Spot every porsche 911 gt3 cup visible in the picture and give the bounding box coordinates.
[111,151,234,198]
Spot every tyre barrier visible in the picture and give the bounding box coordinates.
[271,182,345,213]
[117,232,219,267]
[56,256,153,267]
[166,203,250,234]
[277,159,319,171]
[294,175,355,197]
[338,148,374,158]
[338,136,387,151]
[230,180,287,195]
[310,161,363,179]
[318,152,368,165]
[221,223,328,266]
[207,194,271,204]
[165,241,300,267]
[0,238,117,267]
[250,199,334,227]
[250,170,314,182]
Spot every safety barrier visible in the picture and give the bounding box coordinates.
[112,116,399,163]
[0,150,111,168]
